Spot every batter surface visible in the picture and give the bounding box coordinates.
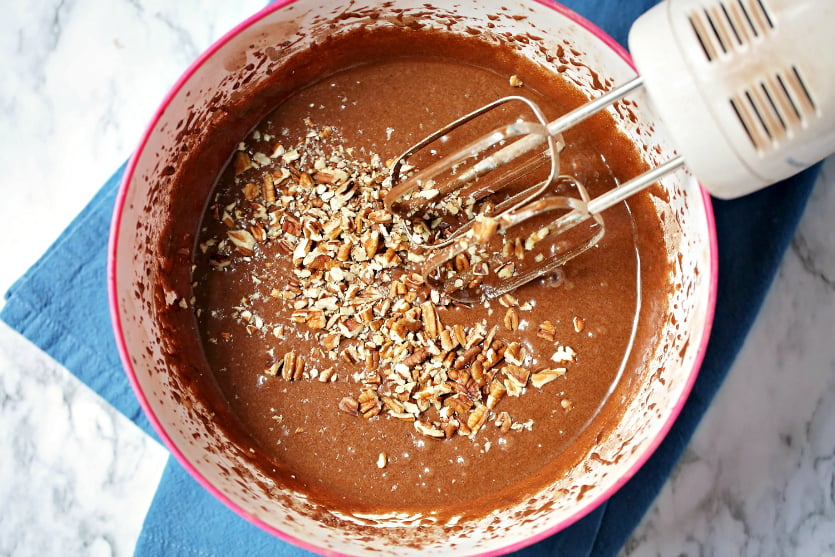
[190,28,670,519]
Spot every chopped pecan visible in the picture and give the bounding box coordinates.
[466,404,489,434]
[470,359,486,387]
[262,174,276,204]
[338,396,359,416]
[502,365,529,396]
[414,420,446,438]
[249,224,267,243]
[537,320,557,342]
[454,253,471,272]
[365,350,381,372]
[358,389,382,418]
[495,411,513,433]
[227,229,255,256]
[364,230,380,259]
[471,216,498,244]
[401,347,429,368]
[453,345,482,370]
[299,172,314,189]
[443,393,473,416]
[336,242,352,262]
[233,151,253,175]
[439,328,459,351]
[420,301,441,340]
[280,351,298,381]
[318,367,337,382]
[382,396,405,414]
[242,182,260,201]
[306,309,326,330]
[486,379,507,409]
[530,368,565,388]
[504,341,526,366]
[503,307,520,331]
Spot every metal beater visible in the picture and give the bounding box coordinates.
[384,0,835,302]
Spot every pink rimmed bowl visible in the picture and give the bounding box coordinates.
[108,1,717,555]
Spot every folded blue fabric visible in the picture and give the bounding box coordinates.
[0,1,820,555]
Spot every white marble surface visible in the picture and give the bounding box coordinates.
[0,1,832,556]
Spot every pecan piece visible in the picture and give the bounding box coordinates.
[420,301,441,340]
[530,368,565,388]
[233,151,252,175]
[470,359,486,387]
[365,350,381,373]
[439,328,459,351]
[358,389,382,418]
[453,345,482,370]
[322,333,341,351]
[338,396,359,416]
[306,309,326,330]
[486,379,507,409]
[290,352,306,380]
[414,420,446,439]
[364,229,380,259]
[504,307,520,331]
[338,318,363,338]
[495,411,513,433]
[444,393,473,416]
[249,224,267,243]
[280,351,297,380]
[382,396,405,414]
[496,262,516,279]
[452,324,467,347]
[389,280,407,297]
[498,293,519,307]
[401,347,430,368]
[466,404,489,434]
[227,229,255,256]
[441,420,458,439]
[318,367,337,382]
[242,182,260,201]
[336,242,352,262]
[537,320,557,342]
[504,341,526,366]
[299,172,314,189]
[262,174,276,204]
[454,253,470,272]
[502,365,529,396]
[471,216,498,244]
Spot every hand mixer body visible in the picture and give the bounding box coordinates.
[629,0,835,198]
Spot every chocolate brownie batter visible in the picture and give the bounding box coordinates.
[191,28,670,520]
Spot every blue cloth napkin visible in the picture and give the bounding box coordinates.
[1,1,821,555]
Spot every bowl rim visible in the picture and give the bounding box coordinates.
[107,1,719,555]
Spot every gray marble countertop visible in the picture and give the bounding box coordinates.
[1,2,833,556]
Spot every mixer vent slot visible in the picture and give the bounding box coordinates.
[689,0,775,62]
[729,66,816,153]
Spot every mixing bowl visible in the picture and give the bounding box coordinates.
[108,1,717,554]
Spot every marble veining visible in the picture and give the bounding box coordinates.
[0,326,167,557]
[623,157,835,557]
[1,2,833,556]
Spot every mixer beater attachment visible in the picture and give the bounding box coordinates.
[385,0,835,302]
[385,79,684,303]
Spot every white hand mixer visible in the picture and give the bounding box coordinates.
[384,0,835,302]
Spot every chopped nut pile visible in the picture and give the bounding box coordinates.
[197,121,578,440]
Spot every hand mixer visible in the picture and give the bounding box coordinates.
[384,0,835,303]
